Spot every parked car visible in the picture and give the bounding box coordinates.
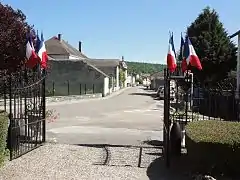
[156,86,175,100]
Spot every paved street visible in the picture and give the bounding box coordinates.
[0,87,187,180]
[46,86,164,145]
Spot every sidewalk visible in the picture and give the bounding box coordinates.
[0,143,160,180]
[47,87,131,106]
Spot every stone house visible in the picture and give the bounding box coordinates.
[150,71,164,90]
[45,34,127,96]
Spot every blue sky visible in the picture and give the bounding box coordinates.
[2,0,240,64]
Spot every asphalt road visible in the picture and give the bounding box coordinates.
[46,86,164,145]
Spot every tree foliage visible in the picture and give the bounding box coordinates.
[119,69,126,86]
[185,6,237,85]
[0,3,35,73]
[126,61,166,75]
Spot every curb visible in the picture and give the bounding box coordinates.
[102,87,131,99]
[47,87,131,106]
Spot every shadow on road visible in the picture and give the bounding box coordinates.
[129,92,159,100]
[146,156,192,180]
[74,143,162,168]
[138,87,150,90]
[73,142,197,179]
[142,140,193,180]
[142,140,163,146]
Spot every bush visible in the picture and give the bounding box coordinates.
[0,111,8,166]
[185,120,240,176]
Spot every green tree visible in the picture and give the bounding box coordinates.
[126,61,166,75]
[185,6,237,85]
[119,69,126,86]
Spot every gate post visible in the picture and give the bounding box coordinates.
[163,68,171,168]
[8,74,13,160]
[42,69,46,142]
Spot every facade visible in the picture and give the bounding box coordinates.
[45,33,127,96]
[150,71,164,90]
[126,75,136,86]
[45,59,109,96]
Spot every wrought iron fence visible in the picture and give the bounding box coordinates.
[45,81,103,96]
[171,78,239,122]
[163,68,240,167]
[1,67,46,160]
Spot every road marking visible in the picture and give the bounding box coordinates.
[123,109,162,113]
[123,109,141,113]
[75,116,91,121]
[48,126,162,136]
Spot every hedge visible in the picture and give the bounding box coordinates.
[0,111,8,166]
[185,120,240,176]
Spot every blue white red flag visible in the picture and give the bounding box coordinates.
[26,34,39,68]
[36,32,48,69]
[180,34,187,72]
[183,36,202,71]
[167,33,177,72]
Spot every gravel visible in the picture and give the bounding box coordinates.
[0,143,162,180]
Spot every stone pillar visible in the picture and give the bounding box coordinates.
[116,66,119,90]
[124,69,127,87]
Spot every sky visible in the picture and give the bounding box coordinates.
[1,0,240,64]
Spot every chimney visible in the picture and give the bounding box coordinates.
[78,41,82,52]
[121,56,124,61]
[57,34,62,41]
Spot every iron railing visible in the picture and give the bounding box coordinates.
[45,81,103,96]
[2,67,46,160]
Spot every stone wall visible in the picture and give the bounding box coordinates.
[46,60,106,96]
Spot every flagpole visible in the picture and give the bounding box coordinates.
[185,34,193,111]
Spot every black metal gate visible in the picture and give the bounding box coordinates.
[3,67,46,160]
[163,66,240,168]
[163,68,192,167]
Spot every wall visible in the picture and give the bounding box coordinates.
[115,66,120,90]
[103,77,110,97]
[124,69,128,87]
[136,74,140,80]
[126,76,132,84]
[132,76,136,85]
[126,75,136,86]
[46,60,105,96]
[143,78,150,86]
[109,76,114,92]
[151,78,164,90]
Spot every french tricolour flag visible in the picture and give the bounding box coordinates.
[26,34,39,68]
[180,34,188,72]
[184,36,202,70]
[36,32,48,69]
[167,33,177,72]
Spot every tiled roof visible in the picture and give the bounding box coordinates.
[87,59,120,67]
[85,59,120,77]
[150,71,164,79]
[47,57,108,77]
[45,36,122,77]
[45,37,88,58]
